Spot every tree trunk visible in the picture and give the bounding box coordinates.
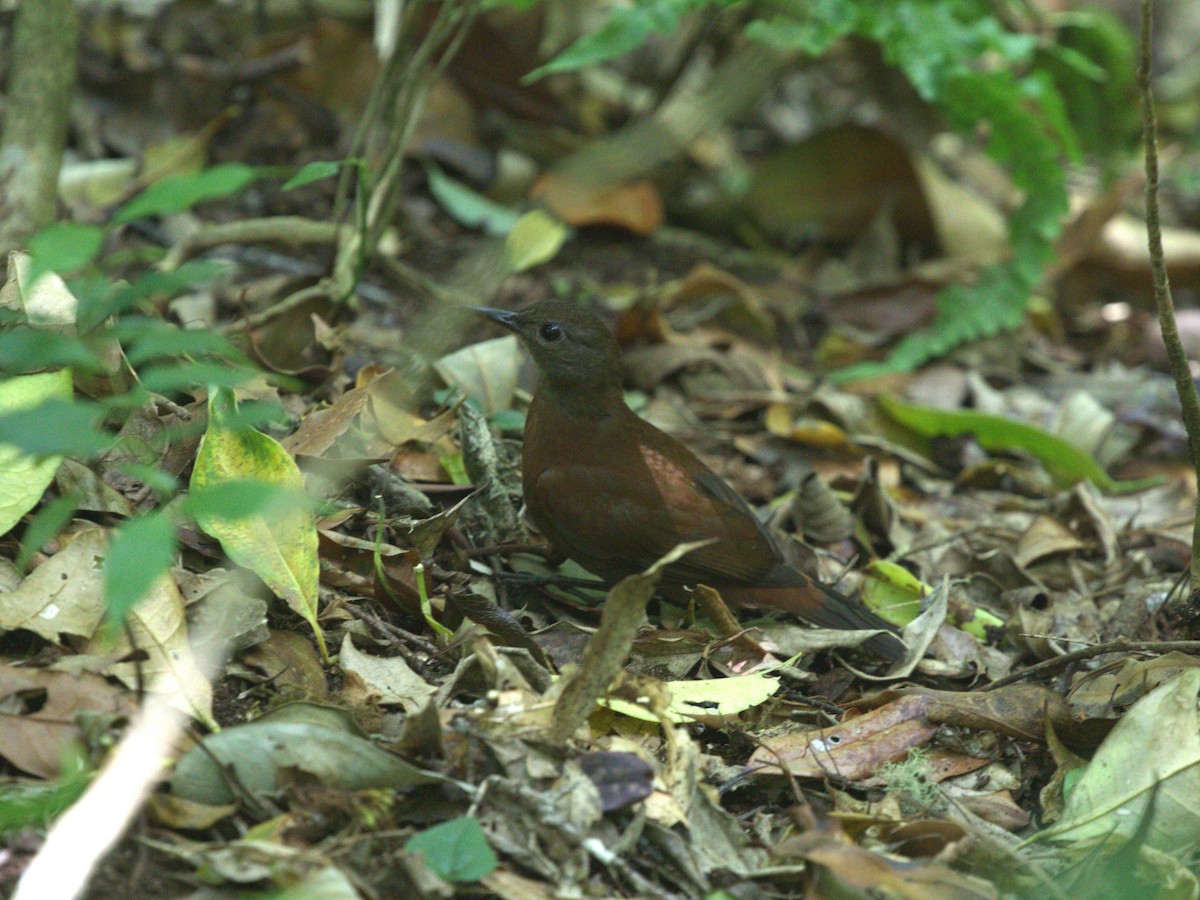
[0,0,79,260]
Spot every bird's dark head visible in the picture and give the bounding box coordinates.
[472,301,622,397]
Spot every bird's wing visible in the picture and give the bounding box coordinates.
[532,445,779,584]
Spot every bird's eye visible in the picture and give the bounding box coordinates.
[539,322,563,342]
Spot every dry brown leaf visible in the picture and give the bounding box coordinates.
[746,695,937,780]
[531,173,662,236]
[238,630,328,702]
[0,526,108,641]
[87,570,215,727]
[281,383,372,457]
[0,665,134,778]
[1013,515,1086,569]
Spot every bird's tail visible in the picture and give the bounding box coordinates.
[724,567,907,661]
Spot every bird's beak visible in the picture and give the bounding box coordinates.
[470,306,522,333]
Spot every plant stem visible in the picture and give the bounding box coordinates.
[1138,0,1200,590]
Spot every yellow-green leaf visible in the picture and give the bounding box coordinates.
[505,210,568,273]
[189,388,325,659]
[861,560,926,626]
[602,670,781,724]
[0,369,73,537]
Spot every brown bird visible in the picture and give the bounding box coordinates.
[474,301,905,660]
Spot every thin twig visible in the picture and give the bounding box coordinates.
[1139,0,1200,589]
[984,639,1200,690]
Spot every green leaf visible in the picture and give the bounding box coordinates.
[15,492,80,571]
[114,163,260,223]
[114,318,240,366]
[489,409,525,431]
[283,160,343,191]
[877,395,1160,494]
[0,328,108,375]
[137,361,257,395]
[189,387,326,659]
[183,479,305,522]
[1040,670,1200,852]
[0,759,90,832]
[860,560,926,626]
[438,453,471,486]
[0,370,74,536]
[27,223,105,281]
[104,511,178,624]
[111,462,179,498]
[172,719,445,805]
[0,397,114,457]
[129,260,228,300]
[425,165,521,236]
[746,8,856,55]
[404,817,497,883]
[525,0,698,80]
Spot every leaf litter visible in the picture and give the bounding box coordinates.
[5,4,1200,899]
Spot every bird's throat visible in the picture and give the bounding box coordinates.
[534,376,625,422]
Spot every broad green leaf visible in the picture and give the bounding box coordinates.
[404,817,497,883]
[15,492,80,571]
[0,328,108,374]
[190,388,326,659]
[129,260,228,300]
[26,223,105,282]
[1040,669,1200,852]
[283,160,343,191]
[425,165,520,236]
[114,163,260,223]
[137,361,256,395]
[114,317,240,366]
[862,559,1003,638]
[183,479,300,522]
[104,511,178,625]
[172,720,444,805]
[0,397,113,457]
[878,395,1160,494]
[505,210,568,273]
[0,370,74,537]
